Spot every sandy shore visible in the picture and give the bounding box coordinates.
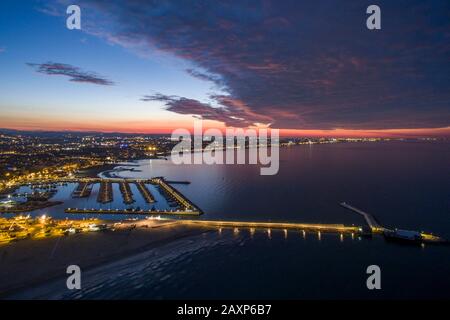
[0,220,212,298]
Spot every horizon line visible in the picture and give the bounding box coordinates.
[1,126,450,139]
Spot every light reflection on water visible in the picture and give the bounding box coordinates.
[12,227,450,300]
[6,181,179,220]
[7,142,450,299]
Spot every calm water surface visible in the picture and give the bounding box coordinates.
[13,141,450,299]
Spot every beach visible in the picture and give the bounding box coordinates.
[0,219,213,298]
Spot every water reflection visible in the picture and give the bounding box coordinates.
[6,182,179,220]
[214,228,360,243]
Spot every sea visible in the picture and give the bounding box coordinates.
[9,141,450,299]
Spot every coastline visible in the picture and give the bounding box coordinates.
[76,163,119,178]
[0,220,213,298]
[76,162,143,179]
[0,200,63,214]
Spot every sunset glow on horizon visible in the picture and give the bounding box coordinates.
[1,1,449,138]
[1,117,449,138]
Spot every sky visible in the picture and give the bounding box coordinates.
[0,0,449,137]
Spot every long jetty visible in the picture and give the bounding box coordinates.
[179,220,360,233]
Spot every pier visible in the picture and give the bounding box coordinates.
[340,202,385,233]
[165,180,191,185]
[155,178,201,212]
[72,182,92,198]
[179,219,360,233]
[119,181,134,204]
[135,181,155,203]
[97,181,113,204]
[340,202,447,244]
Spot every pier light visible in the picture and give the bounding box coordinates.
[218,228,222,235]
[267,228,271,239]
[284,229,288,239]
[340,233,344,242]
[302,230,306,238]
[250,228,255,236]
[351,233,355,240]
[318,231,321,241]
[233,227,239,235]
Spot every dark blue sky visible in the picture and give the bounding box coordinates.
[0,0,449,135]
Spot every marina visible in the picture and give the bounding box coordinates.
[0,176,446,244]
[0,177,203,217]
